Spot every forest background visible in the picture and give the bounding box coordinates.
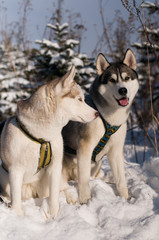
[0,0,158,162]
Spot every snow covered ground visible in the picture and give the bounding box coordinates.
[0,142,159,240]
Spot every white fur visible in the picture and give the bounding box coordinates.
[0,66,98,218]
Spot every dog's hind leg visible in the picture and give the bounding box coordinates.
[9,167,24,215]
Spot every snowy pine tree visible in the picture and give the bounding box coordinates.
[0,45,34,121]
[28,22,96,92]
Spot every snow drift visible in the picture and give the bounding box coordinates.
[0,146,159,240]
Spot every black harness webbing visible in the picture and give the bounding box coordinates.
[91,117,120,162]
[64,96,121,162]
[16,117,52,174]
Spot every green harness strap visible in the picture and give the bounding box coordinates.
[16,117,52,174]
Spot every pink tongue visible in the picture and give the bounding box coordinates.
[119,98,129,106]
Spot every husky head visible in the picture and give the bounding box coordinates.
[91,49,139,110]
[17,66,98,131]
[53,66,98,124]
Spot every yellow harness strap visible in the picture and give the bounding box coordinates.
[16,117,52,174]
[37,142,52,174]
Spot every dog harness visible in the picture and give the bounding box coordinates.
[65,96,121,162]
[91,117,120,162]
[65,117,120,163]
[16,117,52,174]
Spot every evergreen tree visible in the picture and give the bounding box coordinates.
[28,22,96,92]
[0,45,34,121]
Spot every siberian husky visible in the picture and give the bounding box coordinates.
[62,49,139,203]
[0,66,98,217]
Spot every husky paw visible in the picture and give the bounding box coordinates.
[50,206,59,219]
[78,186,91,204]
[12,207,24,216]
[65,188,78,205]
[118,188,129,200]
[41,198,59,219]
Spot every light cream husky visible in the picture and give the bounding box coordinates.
[62,49,139,203]
[0,66,98,217]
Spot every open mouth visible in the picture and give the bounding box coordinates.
[115,97,129,107]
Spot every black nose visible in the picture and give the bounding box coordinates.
[118,87,127,96]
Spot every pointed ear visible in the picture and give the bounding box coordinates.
[96,53,110,76]
[17,99,27,113]
[123,49,137,70]
[62,65,76,87]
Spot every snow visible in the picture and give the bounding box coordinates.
[1,91,29,102]
[132,42,159,50]
[66,49,74,57]
[0,143,159,240]
[138,27,159,36]
[71,57,84,67]
[60,23,69,30]
[1,78,30,89]
[36,39,60,49]
[79,67,95,75]
[0,64,8,70]
[47,23,69,31]
[65,39,79,46]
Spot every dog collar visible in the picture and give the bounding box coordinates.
[16,117,52,174]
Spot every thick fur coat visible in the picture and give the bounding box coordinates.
[0,66,98,217]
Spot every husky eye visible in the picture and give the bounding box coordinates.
[78,97,83,102]
[125,76,130,81]
[109,78,116,83]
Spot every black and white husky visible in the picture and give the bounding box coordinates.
[62,49,139,203]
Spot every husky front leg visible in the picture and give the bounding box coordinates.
[9,167,24,215]
[48,136,63,218]
[77,139,94,204]
[107,147,129,199]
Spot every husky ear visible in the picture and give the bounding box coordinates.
[96,53,110,76]
[17,99,27,113]
[62,65,76,87]
[123,49,137,70]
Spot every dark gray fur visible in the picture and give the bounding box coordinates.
[99,63,138,84]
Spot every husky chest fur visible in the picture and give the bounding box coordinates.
[62,49,139,204]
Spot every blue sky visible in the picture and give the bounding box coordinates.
[0,0,132,56]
